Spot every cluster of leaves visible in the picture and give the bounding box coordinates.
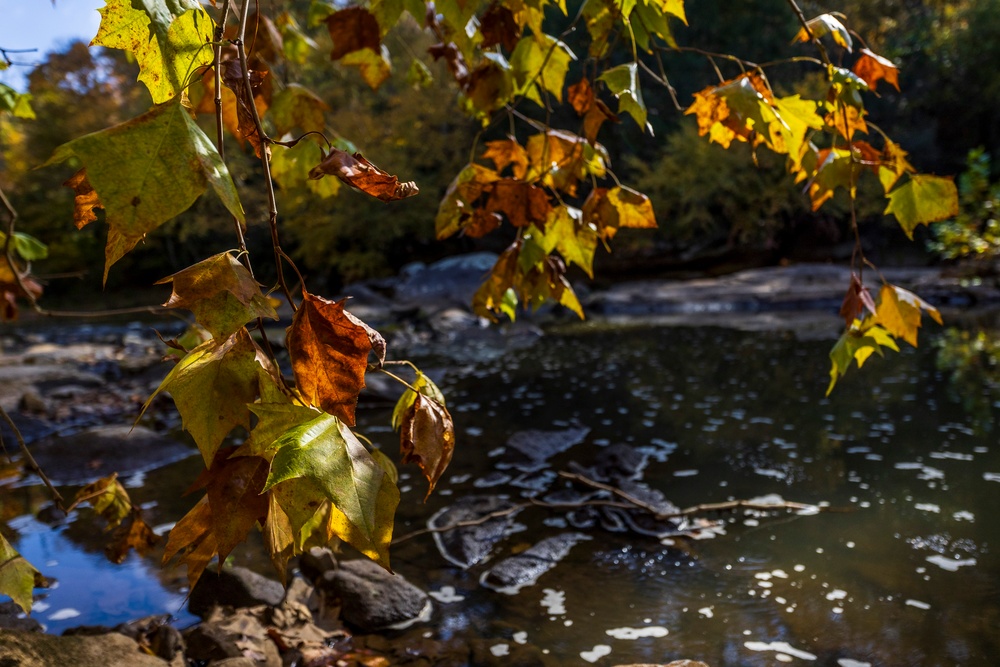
[928,148,1000,264]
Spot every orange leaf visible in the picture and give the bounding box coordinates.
[163,496,218,590]
[472,244,519,320]
[825,104,867,141]
[202,448,270,562]
[583,99,618,145]
[105,509,160,564]
[853,48,900,92]
[838,272,876,327]
[463,210,503,238]
[482,137,529,180]
[485,178,552,228]
[287,292,380,426]
[399,394,455,500]
[325,7,381,61]
[308,148,418,202]
[220,60,270,158]
[63,168,103,230]
[568,77,594,115]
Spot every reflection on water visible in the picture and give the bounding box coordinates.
[2,320,999,665]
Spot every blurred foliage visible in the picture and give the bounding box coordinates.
[935,327,1000,433]
[928,149,1000,266]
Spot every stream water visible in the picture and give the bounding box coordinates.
[3,316,1000,666]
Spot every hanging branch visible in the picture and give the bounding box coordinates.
[0,405,64,513]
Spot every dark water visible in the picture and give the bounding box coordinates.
[3,318,1000,666]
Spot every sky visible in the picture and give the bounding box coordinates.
[0,1,105,90]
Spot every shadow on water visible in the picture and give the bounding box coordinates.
[2,317,1000,665]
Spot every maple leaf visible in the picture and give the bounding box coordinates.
[163,496,218,589]
[510,34,576,106]
[463,59,515,116]
[485,179,553,228]
[525,130,607,196]
[838,272,876,327]
[582,186,657,240]
[793,13,853,52]
[237,402,323,458]
[480,2,521,52]
[0,533,45,614]
[47,100,245,282]
[436,164,502,239]
[270,138,341,199]
[392,372,455,499]
[262,414,400,569]
[771,95,824,166]
[325,7,381,60]
[473,244,520,321]
[533,205,598,278]
[158,252,278,339]
[826,323,899,395]
[520,255,584,318]
[308,148,418,202]
[583,100,619,145]
[875,284,942,347]
[105,509,160,565]
[341,47,394,91]
[201,449,270,562]
[140,328,278,465]
[884,174,959,239]
[825,104,867,141]
[805,148,854,211]
[567,77,594,115]
[598,62,647,130]
[63,169,103,230]
[879,140,914,193]
[68,473,132,529]
[93,0,215,104]
[287,292,384,426]
[270,476,329,550]
[853,48,900,92]
[269,84,329,136]
[263,492,295,581]
[482,138,529,180]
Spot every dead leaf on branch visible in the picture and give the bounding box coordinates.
[308,148,418,202]
[64,169,103,229]
[219,60,270,158]
[163,495,218,589]
[68,473,132,529]
[287,292,385,425]
[325,7,381,61]
[480,2,521,52]
[568,77,594,115]
[838,272,876,327]
[392,373,455,499]
[485,179,553,228]
[853,48,900,92]
[202,448,270,562]
[482,137,529,180]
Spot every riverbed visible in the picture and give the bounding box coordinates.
[2,311,999,666]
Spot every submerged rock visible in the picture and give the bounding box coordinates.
[320,559,431,632]
[480,533,592,594]
[429,495,522,568]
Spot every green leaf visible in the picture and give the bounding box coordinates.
[157,252,278,339]
[544,206,598,278]
[0,533,42,614]
[93,0,214,104]
[826,324,900,395]
[510,34,576,106]
[0,83,35,119]
[46,100,244,281]
[262,414,399,568]
[772,95,824,166]
[885,174,960,239]
[598,62,647,131]
[269,84,329,136]
[140,329,275,466]
[715,76,780,146]
[795,14,852,52]
[0,232,49,262]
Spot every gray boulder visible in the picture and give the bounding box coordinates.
[320,559,430,632]
[0,601,43,633]
[188,566,285,618]
[394,252,498,307]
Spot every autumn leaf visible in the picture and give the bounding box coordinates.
[219,60,270,158]
[826,104,867,141]
[793,13,852,52]
[140,328,277,465]
[93,0,215,104]
[884,174,959,239]
[262,414,399,568]
[0,532,45,614]
[534,205,598,278]
[875,284,942,347]
[163,496,218,589]
[482,138,529,180]
[583,100,619,145]
[270,138,341,198]
[827,323,899,395]
[0,257,43,322]
[435,163,501,239]
[480,2,521,52]
[598,63,647,131]
[157,252,278,339]
[270,476,329,550]
[341,47,393,91]
[202,450,270,562]
[838,272,876,327]
[525,130,607,196]
[392,371,455,499]
[520,256,584,318]
[510,34,576,106]
[47,99,245,282]
[105,510,160,565]
[805,148,854,211]
[269,84,329,136]
[568,77,594,115]
[879,140,914,193]
[287,292,383,426]
[68,473,132,529]
[485,179,553,228]
[853,48,899,92]
[263,492,295,580]
[473,244,519,321]
[63,169,102,230]
[237,402,323,458]
[326,7,381,60]
[463,59,515,115]
[771,95,824,166]
[308,148,418,202]
[582,186,657,240]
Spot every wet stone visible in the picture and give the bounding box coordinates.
[320,559,430,632]
[480,533,592,594]
[188,566,285,618]
[429,495,522,569]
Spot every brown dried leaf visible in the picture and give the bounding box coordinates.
[428,42,469,84]
[220,60,270,158]
[480,2,521,52]
[583,99,618,144]
[162,496,218,590]
[853,48,900,92]
[202,449,270,562]
[287,292,377,425]
[400,394,455,500]
[308,148,418,202]
[485,179,552,228]
[64,168,103,229]
[839,272,876,327]
[326,7,381,61]
[464,210,503,238]
[105,509,160,564]
[481,137,529,179]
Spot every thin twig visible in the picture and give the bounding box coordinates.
[0,405,65,513]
